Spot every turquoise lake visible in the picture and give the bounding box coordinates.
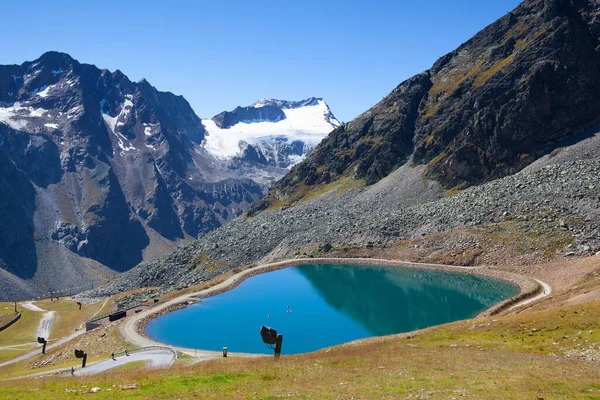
[145,264,519,355]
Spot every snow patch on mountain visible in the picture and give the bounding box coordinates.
[0,102,49,130]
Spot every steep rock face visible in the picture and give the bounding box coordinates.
[0,149,36,278]
[0,52,263,298]
[212,105,285,129]
[252,0,600,212]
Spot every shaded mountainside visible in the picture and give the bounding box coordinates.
[83,0,600,301]
[250,0,600,213]
[0,52,263,300]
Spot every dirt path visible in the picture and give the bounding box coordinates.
[0,297,110,368]
[36,311,55,340]
[19,300,55,342]
[20,301,46,312]
[75,348,176,376]
[77,297,110,330]
[509,278,552,310]
[120,257,546,360]
[0,329,86,368]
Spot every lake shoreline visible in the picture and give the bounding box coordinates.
[121,257,543,359]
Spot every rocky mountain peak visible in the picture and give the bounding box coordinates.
[0,53,264,300]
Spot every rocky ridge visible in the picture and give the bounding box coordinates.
[0,52,265,300]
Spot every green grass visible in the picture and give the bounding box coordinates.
[0,304,43,363]
[0,300,599,399]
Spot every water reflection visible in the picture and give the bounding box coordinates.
[297,264,518,335]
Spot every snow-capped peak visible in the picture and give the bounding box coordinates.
[201,98,340,168]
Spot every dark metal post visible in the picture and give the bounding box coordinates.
[274,334,283,359]
[75,349,87,368]
[38,337,47,354]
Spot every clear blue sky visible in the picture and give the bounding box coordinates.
[1,0,521,122]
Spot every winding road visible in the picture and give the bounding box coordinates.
[0,258,554,376]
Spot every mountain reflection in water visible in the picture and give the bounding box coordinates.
[146,264,518,354]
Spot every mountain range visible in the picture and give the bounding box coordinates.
[0,52,338,300]
[83,0,600,301]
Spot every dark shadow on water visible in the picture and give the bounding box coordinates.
[296,264,518,335]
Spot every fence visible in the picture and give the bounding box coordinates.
[0,312,21,332]
[112,346,180,360]
[9,279,108,303]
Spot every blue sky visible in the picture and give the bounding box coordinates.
[1,0,521,122]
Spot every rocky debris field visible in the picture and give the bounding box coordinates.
[81,134,600,301]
